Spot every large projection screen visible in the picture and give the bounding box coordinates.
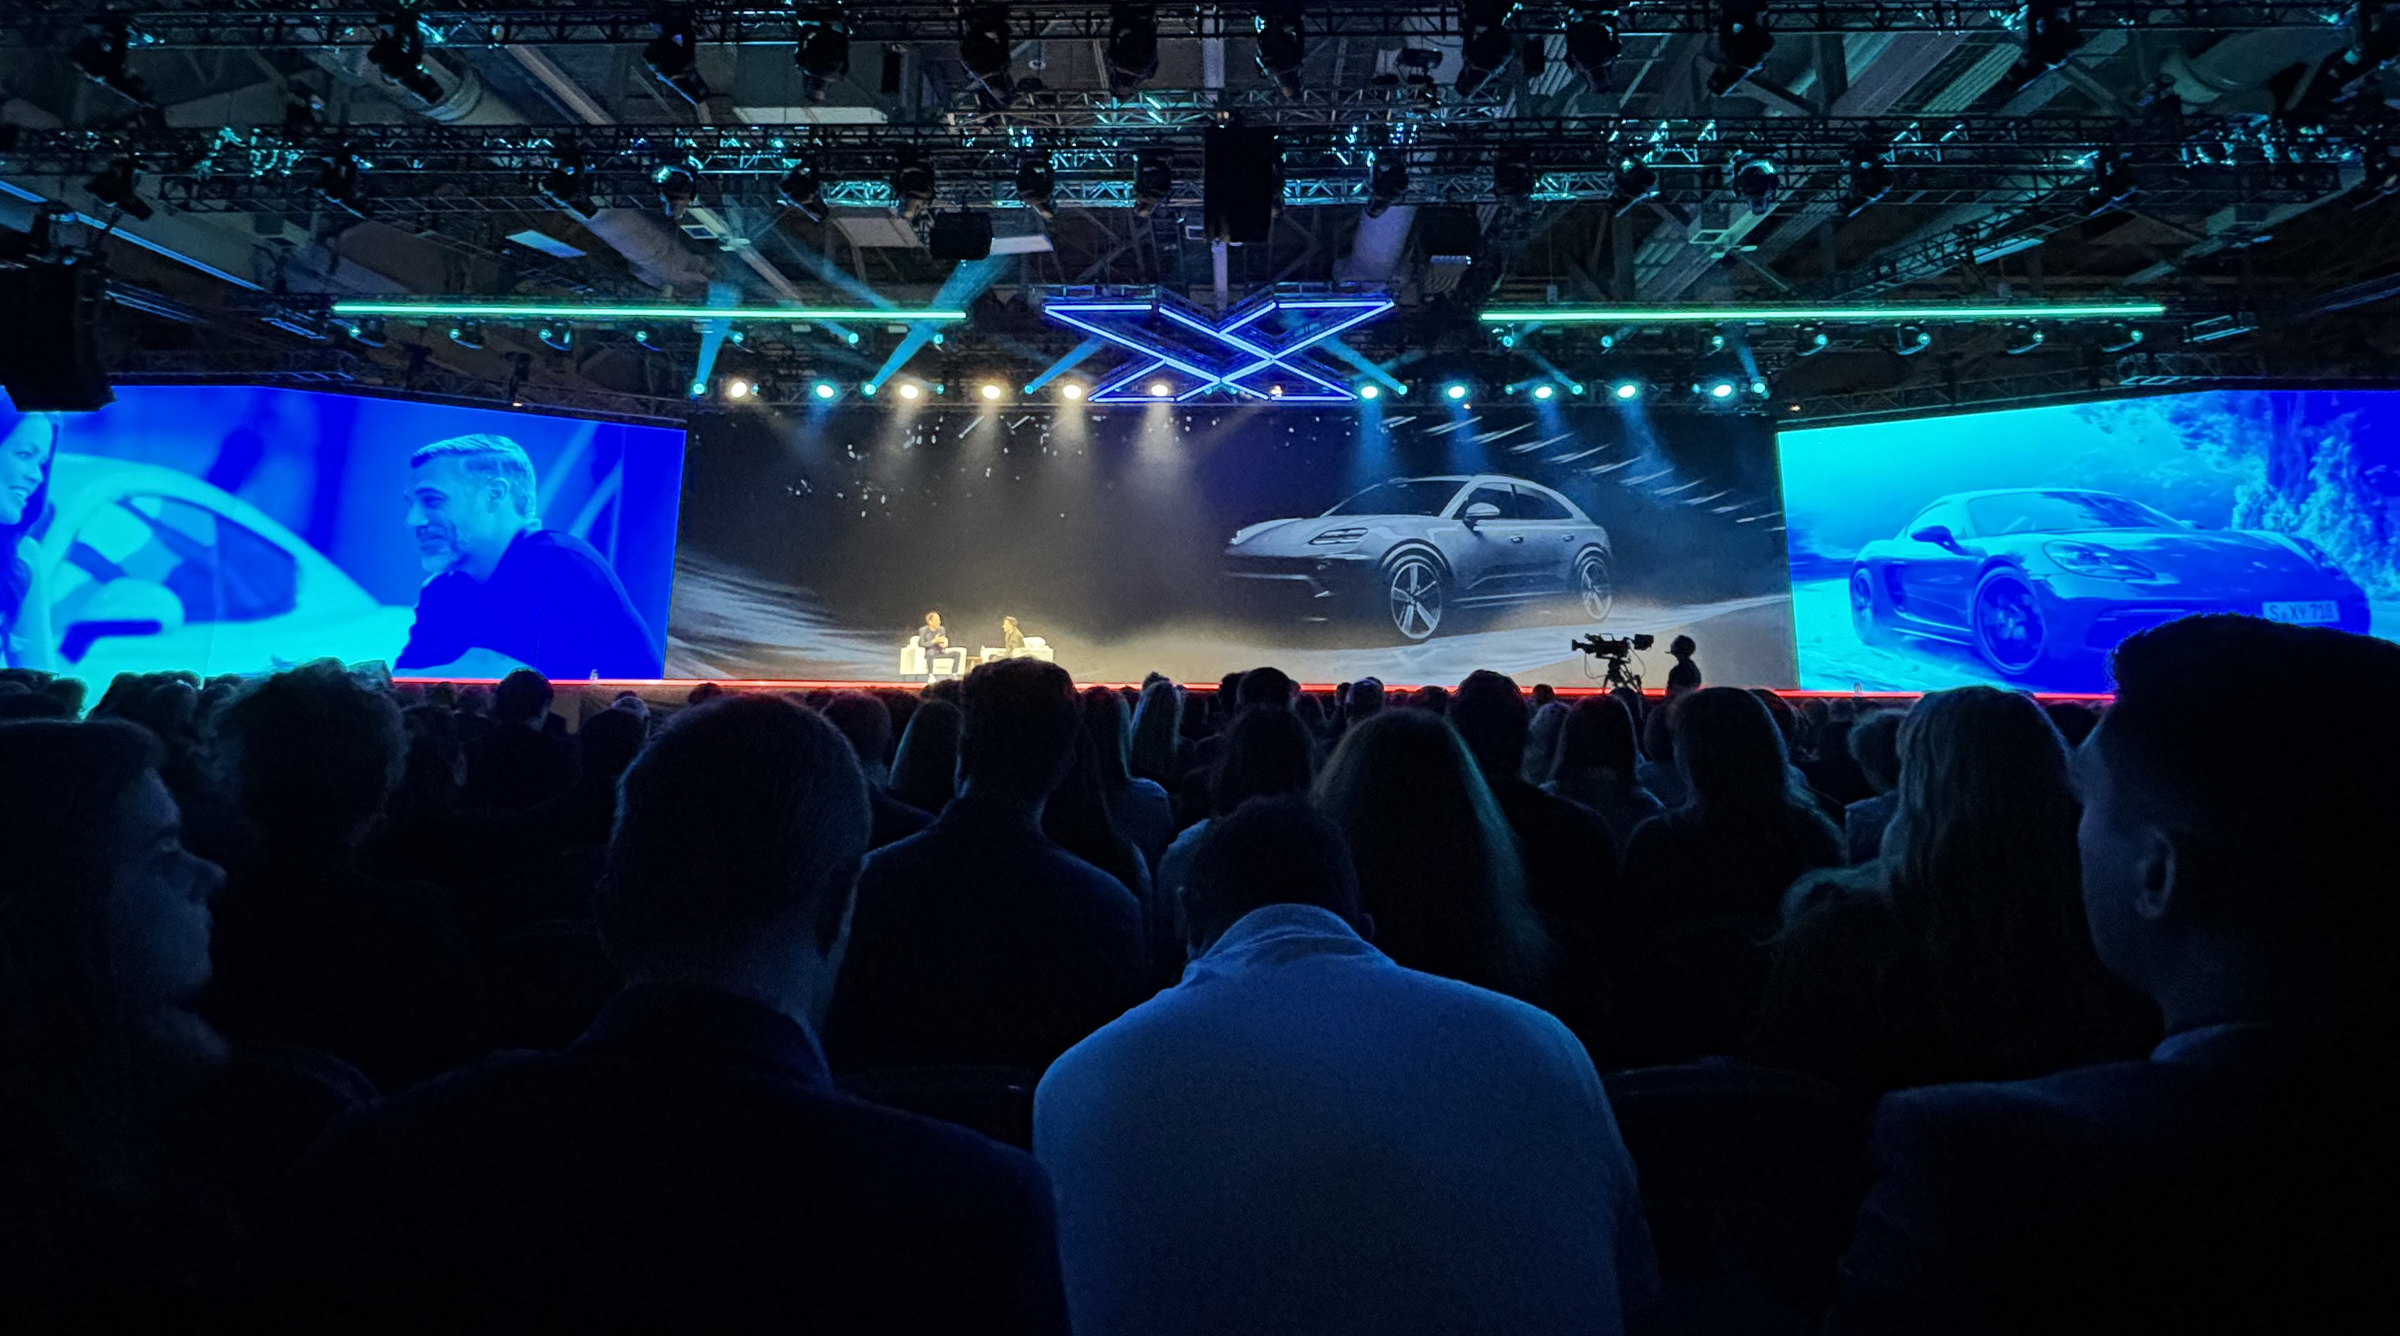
[668,403,1797,687]
[1780,389,2400,693]
[0,386,687,681]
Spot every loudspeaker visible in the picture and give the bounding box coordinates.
[928,210,994,260]
[1204,125,1281,244]
[0,258,113,411]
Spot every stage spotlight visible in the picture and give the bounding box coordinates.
[70,19,160,112]
[339,316,388,348]
[1254,0,1306,98]
[1456,0,1517,98]
[1493,149,1538,206]
[778,161,828,222]
[1532,383,1556,400]
[1609,156,1660,216]
[643,11,713,105]
[1365,153,1409,219]
[898,382,923,401]
[1750,379,1770,397]
[812,380,840,400]
[1565,6,1624,91]
[1133,150,1174,220]
[1016,153,1057,219]
[1703,377,1738,401]
[653,159,700,219]
[1797,324,1830,356]
[1999,0,2083,96]
[1359,383,1381,400]
[1733,155,1779,213]
[1707,0,1774,96]
[730,331,747,346]
[979,381,1004,401]
[633,328,652,345]
[1106,2,1160,94]
[726,377,754,401]
[447,322,484,350]
[689,379,709,398]
[367,11,446,104]
[793,6,850,104]
[2099,324,2145,353]
[1841,143,1893,217]
[1444,382,1470,401]
[83,158,153,222]
[538,149,597,219]
[2004,322,2047,356]
[892,150,936,221]
[1148,380,1173,398]
[537,326,573,352]
[1611,379,1643,401]
[1058,381,1086,401]
[960,4,1016,107]
[2085,151,2138,216]
[1895,324,1931,356]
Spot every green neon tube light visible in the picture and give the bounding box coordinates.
[331,300,967,322]
[1479,302,2167,324]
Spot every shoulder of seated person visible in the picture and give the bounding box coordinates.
[1876,1059,2163,1145]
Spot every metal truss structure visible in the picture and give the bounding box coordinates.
[2,115,2366,217]
[0,2,2362,48]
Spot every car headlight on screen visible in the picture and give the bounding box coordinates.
[2043,540,2157,581]
[1309,528,1368,546]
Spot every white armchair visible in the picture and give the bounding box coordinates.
[977,637,1057,666]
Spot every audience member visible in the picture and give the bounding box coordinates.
[1314,709,1553,1002]
[1614,687,1842,1064]
[1127,675,1184,785]
[1080,687,1174,868]
[2044,699,2099,749]
[1636,696,1686,809]
[460,669,575,811]
[257,696,1069,1332]
[1342,676,1385,730]
[1235,665,1297,712]
[1834,616,2400,1333]
[887,697,963,816]
[1406,683,1450,714]
[1450,670,1621,962]
[1155,705,1319,940]
[824,691,934,851]
[826,660,1145,1074]
[1546,695,1665,849]
[1036,799,1656,1336]
[1042,724,1156,909]
[1751,687,2157,1093]
[203,662,481,1090]
[1664,635,1702,695]
[1524,698,1570,783]
[1841,711,1903,865]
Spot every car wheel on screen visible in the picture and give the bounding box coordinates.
[1970,568,2054,680]
[1576,550,1615,623]
[1384,552,1447,641]
[1850,569,1899,647]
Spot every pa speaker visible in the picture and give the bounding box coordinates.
[1204,125,1281,244]
[928,210,994,261]
[0,258,114,412]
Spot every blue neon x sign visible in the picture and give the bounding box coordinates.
[1043,295,1395,403]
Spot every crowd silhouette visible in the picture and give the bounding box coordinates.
[1,613,2392,1333]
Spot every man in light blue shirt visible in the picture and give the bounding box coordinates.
[1035,798,1656,1336]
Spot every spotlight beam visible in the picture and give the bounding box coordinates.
[1023,335,1109,393]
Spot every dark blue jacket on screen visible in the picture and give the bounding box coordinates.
[254,984,1071,1333]
[395,528,656,679]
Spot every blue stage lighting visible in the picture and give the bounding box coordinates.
[1359,383,1381,400]
[1707,379,1737,400]
[812,381,839,400]
[1532,383,1555,400]
[1612,379,1642,401]
[1444,382,1469,401]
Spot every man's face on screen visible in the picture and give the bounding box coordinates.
[406,457,514,576]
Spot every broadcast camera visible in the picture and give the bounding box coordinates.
[1571,632,1654,690]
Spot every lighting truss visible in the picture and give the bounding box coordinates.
[0,3,2359,48]
[330,299,966,322]
[1,119,2363,215]
[1043,295,1395,402]
[1482,301,2170,324]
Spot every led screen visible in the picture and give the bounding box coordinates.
[670,403,1796,687]
[1780,390,2400,692]
[0,386,686,681]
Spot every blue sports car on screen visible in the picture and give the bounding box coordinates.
[1848,488,2371,681]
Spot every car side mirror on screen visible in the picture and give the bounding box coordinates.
[1463,502,1502,526]
[1909,523,1964,552]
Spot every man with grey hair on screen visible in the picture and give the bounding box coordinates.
[393,434,655,680]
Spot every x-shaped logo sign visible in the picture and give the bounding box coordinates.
[1044,296,1394,403]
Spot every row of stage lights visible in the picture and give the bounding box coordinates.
[704,374,1755,407]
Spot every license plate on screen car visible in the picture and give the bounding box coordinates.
[2263,601,2339,624]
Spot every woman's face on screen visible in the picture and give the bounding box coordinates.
[0,417,53,527]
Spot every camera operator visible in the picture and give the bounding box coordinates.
[1665,636,1702,696]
